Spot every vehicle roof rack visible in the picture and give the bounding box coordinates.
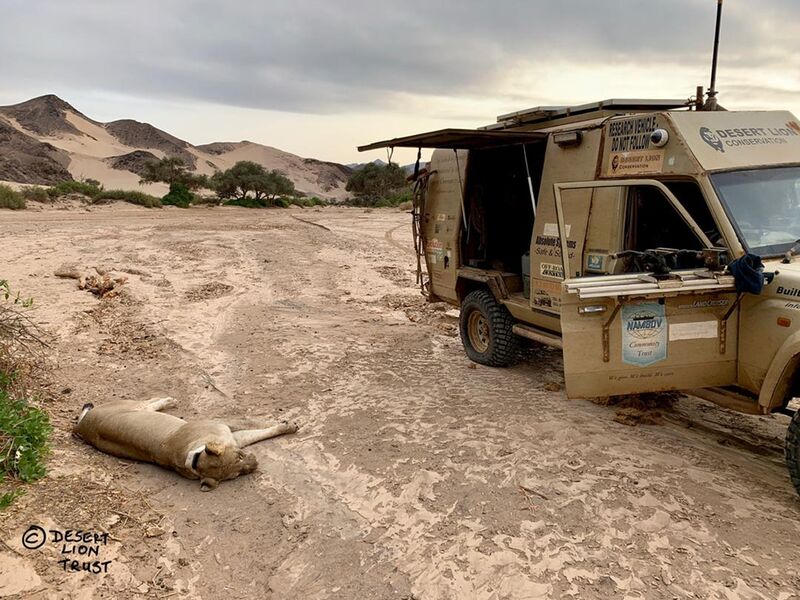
[487,98,690,131]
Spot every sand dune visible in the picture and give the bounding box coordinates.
[0,95,351,199]
[193,141,352,198]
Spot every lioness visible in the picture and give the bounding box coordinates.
[74,397,297,490]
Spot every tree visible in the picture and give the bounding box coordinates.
[345,162,407,205]
[210,161,295,204]
[140,157,207,190]
[161,182,194,208]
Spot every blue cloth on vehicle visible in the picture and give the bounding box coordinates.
[728,253,765,295]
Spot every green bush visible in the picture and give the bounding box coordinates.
[0,373,51,509]
[223,197,269,208]
[20,186,50,202]
[0,376,50,481]
[190,194,221,206]
[0,185,25,210]
[0,282,49,510]
[94,189,161,208]
[374,188,413,208]
[47,180,102,199]
[346,162,408,205]
[161,182,194,208]
[288,196,326,208]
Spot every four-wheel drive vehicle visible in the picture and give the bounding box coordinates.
[360,98,800,495]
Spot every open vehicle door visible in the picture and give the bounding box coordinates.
[555,180,741,398]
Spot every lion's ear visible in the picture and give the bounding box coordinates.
[205,441,225,456]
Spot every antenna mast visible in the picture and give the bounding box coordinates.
[703,0,724,110]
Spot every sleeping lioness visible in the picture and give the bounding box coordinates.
[74,397,297,490]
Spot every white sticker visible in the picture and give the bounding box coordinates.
[540,262,564,279]
[669,320,718,341]
[543,223,572,237]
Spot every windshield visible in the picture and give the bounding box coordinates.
[712,166,800,256]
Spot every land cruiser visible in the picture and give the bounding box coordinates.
[360,97,800,496]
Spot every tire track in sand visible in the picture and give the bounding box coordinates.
[385,221,415,256]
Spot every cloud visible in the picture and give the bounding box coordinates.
[2,0,799,116]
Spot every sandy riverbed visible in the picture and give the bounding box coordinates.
[0,204,798,599]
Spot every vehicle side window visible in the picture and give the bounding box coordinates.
[624,182,723,252]
[664,181,724,247]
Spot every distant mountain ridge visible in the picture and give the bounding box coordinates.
[347,158,418,175]
[0,94,353,199]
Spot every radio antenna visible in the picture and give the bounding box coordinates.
[703,0,724,110]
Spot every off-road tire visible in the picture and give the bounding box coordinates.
[459,289,519,367]
[787,409,800,496]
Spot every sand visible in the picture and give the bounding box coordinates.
[0,206,798,599]
[2,100,350,200]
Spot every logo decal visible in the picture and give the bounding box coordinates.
[621,302,668,367]
[700,127,725,153]
[587,254,604,271]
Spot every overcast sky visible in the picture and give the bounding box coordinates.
[1,0,799,163]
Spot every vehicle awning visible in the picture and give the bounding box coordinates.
[357,128,547,152]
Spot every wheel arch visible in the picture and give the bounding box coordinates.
[456,272,505,304]
[758,330,800,412]
[456,277,489,303]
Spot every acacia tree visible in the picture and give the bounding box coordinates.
[210,161,295,204]
[139,157,207,189]
[345,162,407,205]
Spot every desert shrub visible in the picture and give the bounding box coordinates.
[20,186,50,202]
[161,182,194,208]
[0,184,25,210]
[140,157,207,189]
[0,282,50,509]
[373,188,413,208]
[0,374,51,508]
[289,196,326,208]
[224,197,268,208]
[346,162,408,206]
[190,194,221,206]
[0,280,40,386]
[274,198,291,208]
[94,189,161,208]
[47,181,161,207]
[47,180,102,199]
[396,200,413,211]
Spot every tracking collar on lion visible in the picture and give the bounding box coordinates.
[185,445,206,475]
[74,397,298,491]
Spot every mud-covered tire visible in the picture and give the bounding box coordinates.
[787,409,800,496]
[459,289,519,367]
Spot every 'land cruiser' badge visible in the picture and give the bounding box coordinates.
[621,302,667,367]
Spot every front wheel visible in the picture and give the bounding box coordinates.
[459,289,519,367]
[786,409,800,496]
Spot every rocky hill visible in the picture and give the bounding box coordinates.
[0,95,352,199]
[105,120,197,168]
[0,119,72,185]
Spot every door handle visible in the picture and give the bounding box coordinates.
[578,305,607,314]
